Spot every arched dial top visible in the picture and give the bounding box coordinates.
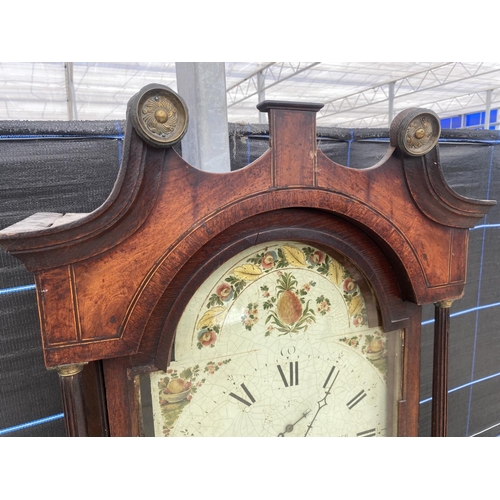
[128,83,189,148]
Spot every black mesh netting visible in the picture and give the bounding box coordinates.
[1,121,499,437]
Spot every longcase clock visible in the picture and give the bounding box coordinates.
[0,84,495,437]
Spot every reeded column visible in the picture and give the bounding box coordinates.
[431,300,453,437]
[56,363,88,437]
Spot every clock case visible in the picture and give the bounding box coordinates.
[0,84,494,437]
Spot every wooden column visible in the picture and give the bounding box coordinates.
[431,300,453,437]
[56,363,88,437]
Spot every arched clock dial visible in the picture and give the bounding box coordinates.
[148,241,402,437]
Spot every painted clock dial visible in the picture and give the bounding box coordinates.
[149,241,401,437]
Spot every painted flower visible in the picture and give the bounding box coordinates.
[317,300,331,315]
[343,278,357,293]
[261,251,277,270]
[308,250,325,266]
[316,295,331,316]
[241,303,259,330]
[197,328,217,347]
[353,314,367,327]
[216,282,233,302]
[206,363,216,374]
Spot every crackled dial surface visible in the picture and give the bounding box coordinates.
[149,241,401,437]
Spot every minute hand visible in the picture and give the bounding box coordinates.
[304,368,340,437]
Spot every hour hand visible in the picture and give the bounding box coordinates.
[278,410,311,437]
[304,367,340,437]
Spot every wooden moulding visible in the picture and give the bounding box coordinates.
[0,88,495,370]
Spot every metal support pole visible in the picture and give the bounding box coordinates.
[175,62,231,173]
[485,89,492,130]
[388,81,395,125]
[64,62,78,121]
[431,300,453,437]
[257,70,266,124]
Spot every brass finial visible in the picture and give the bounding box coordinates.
[55,363,87,377]
[435,299,454,309]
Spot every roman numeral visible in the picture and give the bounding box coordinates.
[357,428,376,437]
[277,361,299,387]
[229,383,256,406]
[323,365,336,389]
[346,389,367,410]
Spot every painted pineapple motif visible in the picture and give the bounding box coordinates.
[265,272,316,334]
[277,288,302,324]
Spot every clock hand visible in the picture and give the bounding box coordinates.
[304,369,340,437]
[278,409,311,437]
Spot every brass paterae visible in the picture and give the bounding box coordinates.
[390,108,441,156]
[128,83,189,148]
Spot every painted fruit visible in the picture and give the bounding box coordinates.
[166,378,188,394]
[368,338,384,353]
[276,290,302,325]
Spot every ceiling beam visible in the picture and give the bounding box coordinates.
[331,88,500,128]
[226,62,321,107]
[317,63,500,122]
[429,88,500,118]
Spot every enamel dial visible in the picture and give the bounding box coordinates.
[149,241,401,437]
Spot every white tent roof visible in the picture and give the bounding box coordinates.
[1,62,499,128]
